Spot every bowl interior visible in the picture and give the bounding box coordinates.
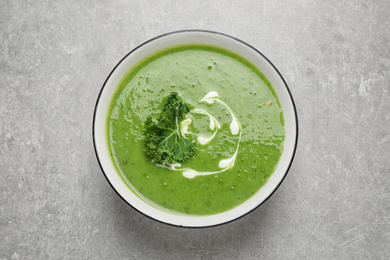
[93,30,297,227]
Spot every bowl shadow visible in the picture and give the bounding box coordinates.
[109,193,274,258]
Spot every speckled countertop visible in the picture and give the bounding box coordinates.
[1,1,390,259]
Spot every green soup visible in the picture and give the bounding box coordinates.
[107,44,285,215]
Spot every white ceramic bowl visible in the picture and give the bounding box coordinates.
[93,30,298,227]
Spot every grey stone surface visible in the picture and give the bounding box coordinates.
[1,0,389,259]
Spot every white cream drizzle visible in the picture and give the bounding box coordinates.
[191,108,221,145]
[197,132,217,145]
[158,91,242,179]
[200,91,219,104]
[180,119,192,139]
[199,91,240,136]
[218,149,239,169]
[230,116,240,135]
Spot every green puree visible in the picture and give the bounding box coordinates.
[107,44,285,215]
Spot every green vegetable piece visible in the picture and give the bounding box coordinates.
[144,92,197,164]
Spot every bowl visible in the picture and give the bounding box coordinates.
[93,30,298,227]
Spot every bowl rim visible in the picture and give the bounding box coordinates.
[92,29,299,228]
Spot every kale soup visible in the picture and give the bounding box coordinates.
[106,44,285,215]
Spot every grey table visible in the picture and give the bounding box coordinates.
[1,0,389,259]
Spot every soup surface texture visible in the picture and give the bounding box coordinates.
[107,44,285,215]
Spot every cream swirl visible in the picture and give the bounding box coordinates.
[158,91,242,179]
